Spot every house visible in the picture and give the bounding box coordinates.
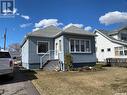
[21,26,96,70]
[94,26,127,62]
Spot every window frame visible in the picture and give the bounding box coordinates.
[115,46,127,56]
[37,41,50,54]
[69,38,91,53]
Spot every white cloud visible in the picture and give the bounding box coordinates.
[20,23,32,28]
[63,23,83,30]
[99,11,127,25]
[32,28,40,31]
[84,26,92,31]
[21,15,30,20]
[35,19,63,28]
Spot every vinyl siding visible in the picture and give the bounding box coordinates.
[95,32,127,62]
[22,39,29,69]
[63,34,96,64]
[29,36,54,65]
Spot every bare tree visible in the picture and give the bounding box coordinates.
[9,43,21,52]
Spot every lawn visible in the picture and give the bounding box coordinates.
[24,67,127,95]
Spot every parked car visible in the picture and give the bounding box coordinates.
[0,50,14,77]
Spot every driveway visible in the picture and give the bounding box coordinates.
[0,67,40,95]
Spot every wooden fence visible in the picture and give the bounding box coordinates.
[106,58,127,67]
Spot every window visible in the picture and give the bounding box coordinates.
[70,40,74,52]
[70,39,91,53]
[101,49,104,52]
[37,41,49,54]
[121,33,127,41]
[120,51,124,55]
[124,47,127,55]
[107,48,111,52]
[124,50,127,55]
[115,46,127,56]
[75,40,80,52]
[86,40,90,52]
[81,40,85,52]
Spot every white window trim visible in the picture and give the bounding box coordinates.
[115,46,127,56]
[69,38,91,53]
[37,41,50,54]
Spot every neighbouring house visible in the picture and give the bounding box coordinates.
[94,26,127,62]
[21,26,96,70]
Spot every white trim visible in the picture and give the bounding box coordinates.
[94,29,127,45]
[114,46,127,56]
[69,38,92,53]
[37,41,50,54]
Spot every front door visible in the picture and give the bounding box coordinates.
[55,40,62,59]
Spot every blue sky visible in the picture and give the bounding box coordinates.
[0,0,127,48]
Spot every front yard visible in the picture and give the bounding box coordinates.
[24,67,127,95]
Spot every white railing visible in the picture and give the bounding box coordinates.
[40,50,55,68]
[40,50,65,71]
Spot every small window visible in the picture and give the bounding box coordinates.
[101,49,104,52]
[107,48,111,52]
[120,51,124,55]
[37,41,49,54]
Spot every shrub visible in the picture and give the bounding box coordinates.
[64,53,73,71]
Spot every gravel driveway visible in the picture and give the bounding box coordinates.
[0,67,40,95]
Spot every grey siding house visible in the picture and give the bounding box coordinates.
[21,26,96,70]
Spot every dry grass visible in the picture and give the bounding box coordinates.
[26,67,127,95]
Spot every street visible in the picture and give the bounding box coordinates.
[0,68,40,95]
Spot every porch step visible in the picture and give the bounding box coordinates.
[43,59,60,71]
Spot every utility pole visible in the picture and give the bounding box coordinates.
[4,28,7,50]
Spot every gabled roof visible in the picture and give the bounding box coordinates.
[108,26,127,36]
[94,29,127,46]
